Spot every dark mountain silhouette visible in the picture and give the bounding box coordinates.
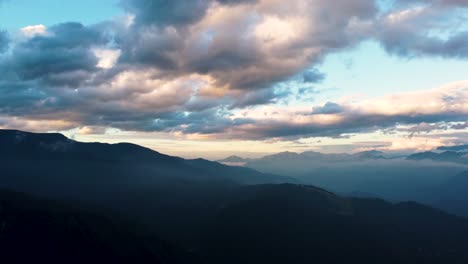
[0,189,200,264]
[407,150,468,164]
[405,143,468,164]
[192,184,468,264]
[437,144,468,152]
[0,129,294,244]
[0,129,293,186]
[3,129,468,263]
[4,183,468,264]
[0,129,176,162]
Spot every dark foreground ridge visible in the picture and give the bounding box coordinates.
[0,190,200,264]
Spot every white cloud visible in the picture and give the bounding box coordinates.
[93,48,121,69]
[20,24,49,38]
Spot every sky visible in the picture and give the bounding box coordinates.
[0,0,467,159]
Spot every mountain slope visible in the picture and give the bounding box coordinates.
[425,170,468,217]
[0,189,200,264]
[0,129,293,186]
[0,129,295,245]
[438,170,468,200]
[194,184,468,264]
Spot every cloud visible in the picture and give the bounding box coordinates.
[396,0,468,7]
[5,22,110,87]
[116,0,378,91]
[0,30,8,53]
[403,122,448,134]
[120,0,212,27]
[231,88,291,108]
[0,0,380,135]
[1,0,468,144]
[221,81,468,140]
[303,69,326,83]
[375,1,468,58]
[20,24,49,38]
[78,126,108,135]
[120,0,259,27]
[312,102,344,115]
[362,136,451,152]
[93,48,121,69]
[450,122,468,130]
[0,115,78,132]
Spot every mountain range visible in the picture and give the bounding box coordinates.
[220,146,468,216]
[2,129,468,263]
[407,150,468,164]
